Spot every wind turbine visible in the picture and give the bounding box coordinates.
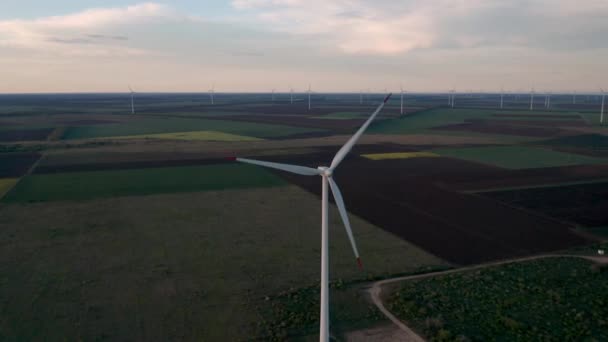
[530,87,535,111]
[601,88,605,125]
[451,89,456,108]
[234,94,392,342]
[209,84,215,105]
[128,86,136,114]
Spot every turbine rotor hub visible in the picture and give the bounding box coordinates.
[318,166,332,177]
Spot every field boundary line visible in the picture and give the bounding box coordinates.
[367,253,608,342]
[1,154,43,202]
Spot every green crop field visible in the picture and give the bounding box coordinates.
[0,186,447,341]
[388,257,608,341]
[368,108,502,134]
[433,145,608,169]
[111,130,262,142]
[62,117,320,140]
[539,134,608,149]
[3,164,286,202]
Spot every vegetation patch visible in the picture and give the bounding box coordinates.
[3,163,286,202]
[0,178,18,199]
[389,257,608,341]
[0,186,446,341]
[111,130,262,142]
[62,117,315,140]
[433,145,608,169]
[361,151,439,160]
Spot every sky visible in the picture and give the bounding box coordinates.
[0,0,607,93]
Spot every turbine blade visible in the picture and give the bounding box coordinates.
[328,177,361,267]
[236,158,321,176]
[330,93,392,170]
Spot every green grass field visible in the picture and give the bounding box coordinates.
[62,117,319,140]
[3,163,286,202]
[0,186,447,341]
[388,257,608,341]
[433,145,608,169]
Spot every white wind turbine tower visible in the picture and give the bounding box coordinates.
[128,86,136,114]
[530,87,535,111]
[208,84,215,105]
[234,94,393,342]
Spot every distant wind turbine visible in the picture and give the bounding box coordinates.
[128,86,135,114]
[233,93,392,342]
[530,87,535,111]
[209,84,215,105]
[451,89,456,108]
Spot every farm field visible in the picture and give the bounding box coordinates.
[111,130,262,142]
[482,181,608,228]
[1,93,607,340]
[62,116,320,140]
[0,152,40,177]
[252,148,590,264]
[433,145,608,169]
[4,163,284,202]
[0,186,447,341]
[388,257,608,341]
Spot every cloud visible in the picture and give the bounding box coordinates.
[0,3,171,56]
[231,0,608,55]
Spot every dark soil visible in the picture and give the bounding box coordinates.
[0,153,41,177]
[247,147,590,265]
[0,128,54,142]
[483,182,608,227]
